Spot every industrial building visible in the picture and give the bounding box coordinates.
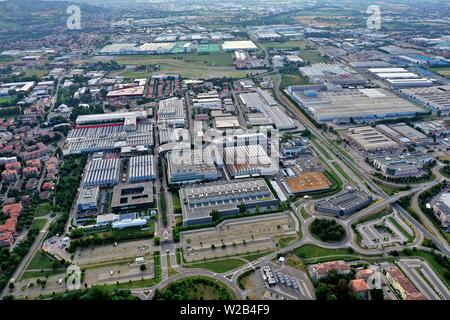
[157,97,186,128]
[179,178,278,226]
[287,86,427,124]
[75,111,147,127]
[106,86,145,99]
[76,186,100,213]
[214,116,241,129]
[315,188,372,217]
[224,144,278,178]
[222,40,257,51]
[367,67,434,88]
[400,85,450,115]
[344,127,399,154]
[371,152,432,177]
[166,148,218,184]
[128,155,156,183]
[64,123,153,155]
[192,92,223,110]
[377,123,432,146]
[81,158,121,188]
[285,172,331,194]
[111,182,154,213]
[239,89,296,130]
[412,120,450,138]
[299,63,368,86]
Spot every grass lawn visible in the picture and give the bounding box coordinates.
[108,221,155,240]
[107,53,249,79]
[0,97,15,104]
[23,69,49,78]
[332,161,351,181]
[240,250,272,262]
[300,207,311,219]
[353,208,391,226]
[294,244,361,263]
[429,66,450,78]
[311,137,332,160]
[280,72,309,89]
[27,250,57,270]
[35,202,53,217]
[258,40,311,50]
[277,236,298,248]
[389,217,414,242]
[377,183,402,196]
[171,191,181,214]
[31,218,47,231]
[185,258,246,273]
[119,71,150,79]
[21,269,66,280]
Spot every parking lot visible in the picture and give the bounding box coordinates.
[356,212,415,249]
[73,239,154,266]
[181,213,296,262]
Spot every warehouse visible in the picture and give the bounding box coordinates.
[97,43,140,55]
[383,123,433,146]
[192,97,222,110]
[64,123,153,155]
[344,126,399,154]
[375,124,412,146]
[179,178,278,226]
[222,40,257,51]
[166,148,218,184]
[106,86,145,99]
[238,89,296,130]
[371,152,432,177]
[128,155,156,183]
[412,120,450,138]
[111,182,154,213]
[157,97,186,128]
[315,188,372,217]
[81,158,121,188]
[139,42,176,54]
[287,86,426,124]
[75,111,147,126]
[299,63,368,86]
[224,144,278,178]
[214,116,241,129]
[400,85,450,115]
[367,67,434,88]
[286,172,331,194]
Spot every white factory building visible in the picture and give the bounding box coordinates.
[224,144,278,178]
[222,40,257,51]
[157,97,186,128]
[81,158,121,188]
[128,155,157,183]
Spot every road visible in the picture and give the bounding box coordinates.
[1,217,54,298]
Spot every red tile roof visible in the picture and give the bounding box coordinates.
[350,279,369,292]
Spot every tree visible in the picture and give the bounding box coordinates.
[140,264,147,272]
[370,288,384,300]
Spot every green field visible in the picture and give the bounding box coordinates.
[118,71,150,79]
[197,43,221,53]
[185,258,246,273]
[21,269,66,280]
[31,218,47,231]
[0,97,15,104]
[35,202,52,217]
[294,244,362,263]
[23,69,49,78]
[27,250,56,270]
[103,53,261,79]
[258,40,311,50]
[429,66,450,78]
[332,161,351,181]
[280,72,309,88]
[171,191,181,214]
